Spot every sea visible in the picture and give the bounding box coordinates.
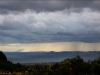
[4,51,100,63]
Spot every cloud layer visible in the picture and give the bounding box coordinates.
[0,1,100,44]
[0,0,100,14]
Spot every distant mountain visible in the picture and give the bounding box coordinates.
[15,49,24,52]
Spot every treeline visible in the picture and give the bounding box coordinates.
[0,51,100,75]
[24,56,100,75]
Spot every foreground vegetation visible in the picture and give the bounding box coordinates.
[0,51,100,75]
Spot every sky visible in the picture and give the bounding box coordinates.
[0,0,100,52]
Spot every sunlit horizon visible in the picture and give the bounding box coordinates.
[1,42,100,52]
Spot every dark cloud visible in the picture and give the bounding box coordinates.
[0,0,100,44]
[0,0,100,14]
[1,30,100,44]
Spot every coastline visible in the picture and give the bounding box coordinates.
[21,62,60,66]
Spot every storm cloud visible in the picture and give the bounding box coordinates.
[0,0,100,14]
[0,8,100,43]
[0,0,100,44]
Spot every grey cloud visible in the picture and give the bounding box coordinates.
[0,0,100,14]
[0,6,100,43]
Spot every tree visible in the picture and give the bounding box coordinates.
[0,51,7,62]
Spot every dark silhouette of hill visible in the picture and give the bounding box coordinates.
[0,51,7,61]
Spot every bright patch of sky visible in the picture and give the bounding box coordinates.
[1,42,100,52]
